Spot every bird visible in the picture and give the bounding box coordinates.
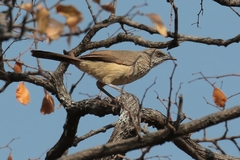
[31,48,175,98]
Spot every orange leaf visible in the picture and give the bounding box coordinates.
[16,82,30,105]
[212,87,227,108]
[13,61,23,73]
[45,18,65,43]
[101,3,115,13]
[40,89,55,114]
[36,4,50,33]
[93,0,101,5]
[57,103,62,109]
[7,153,12,160]
[20,3,33,13]
[146,13,167,37]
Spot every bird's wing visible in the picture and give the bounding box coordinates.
[80,50,142,66]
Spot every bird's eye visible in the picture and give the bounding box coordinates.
[155,51,162,57]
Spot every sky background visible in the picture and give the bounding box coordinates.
[1,0,240,159]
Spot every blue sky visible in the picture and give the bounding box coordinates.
[0,0,240,159]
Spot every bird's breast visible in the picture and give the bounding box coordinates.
[76,58,151,85]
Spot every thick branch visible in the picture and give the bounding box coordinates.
[37,15,240,81]
[0,72,55,93]
[58,103,240,160]
[46,109,81,160]
[45,97,120,160]
[97,93,140,160]
[174,138,240,160]
[214,0,240,7]
[69,15,240,58]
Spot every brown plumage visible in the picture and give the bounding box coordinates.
[31,49,175,98]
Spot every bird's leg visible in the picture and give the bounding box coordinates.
[97,90,103,99]
[107,84,125,94]
[96,81,115,99]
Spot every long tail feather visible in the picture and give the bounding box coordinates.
[31,50,80,63]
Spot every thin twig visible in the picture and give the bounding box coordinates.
[86,0,97,24]
[191,0,204,27]
[73,122,117,145]
[229,6,240,17]
[175,94,183,130]
[154,91,168,110]
[69,73,85,95]
[189,73,240,83]
[166,58,177,125]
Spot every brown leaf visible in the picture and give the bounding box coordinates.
[212,87,227,108]
[146,13,167,37]
[45,18,65,43]
[13,61,23,73]
[40,89,55,114]
[7,153,12,160]
[20,3,33,13]
[16,82,30,105]
[67,34,72,45]
[93,0,101,5]
[56,4,83,32]
[36,4,50,33]
[56,4,82,17]
[101,3,115,13]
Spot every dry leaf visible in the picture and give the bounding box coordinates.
[212,87,227,108]
[93,0,101,5]
[56,4,83,32]
[36,4,50,33]
[67,34,72,45]
[16,82,30,105]
[7,153,12,160]
[45,18,65,43]
[101,3,115,13]
[57,103,62,109]
[66,16,83,32]
[20,3,33,13]
[146,13,167,37]
[13,61,23,73]
[40,89,55,114]
[56,4,82,17]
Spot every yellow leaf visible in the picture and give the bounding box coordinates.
[20,3,33,13]
[40,89,55,114]
[146,13,167,37]
[16,82,30,105]
[66,16,83,32]
[45,18,65,43]
[36,4,50,33]
[13,61,23,73]
[93,0,101,5]
[101,3,115,13]
[212,87,227,108]
[7,153,12,160]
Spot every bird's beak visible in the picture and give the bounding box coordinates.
[166,55,176,61]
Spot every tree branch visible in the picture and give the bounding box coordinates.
[213,0,240,7]
[51,92,240,160]
[62,104,240,160]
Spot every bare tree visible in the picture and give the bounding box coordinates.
[1,0,240,160]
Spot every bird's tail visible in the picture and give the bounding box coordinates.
[31,50,81,63]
